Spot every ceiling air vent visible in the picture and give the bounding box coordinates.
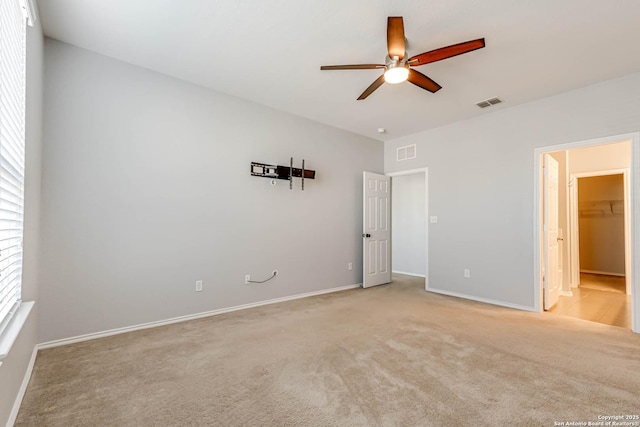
[397,144,416,161]
[475,97,503,109]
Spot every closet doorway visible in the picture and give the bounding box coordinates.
[549,171,631,328]
[536,136,636,330]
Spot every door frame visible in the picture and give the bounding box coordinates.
[543,154,561,310]
[533,132,640,333]
[386,168,429,290]
[568,169,631,294]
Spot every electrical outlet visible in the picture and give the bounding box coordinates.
[464,269,470,278]
[244,274,250,284]
[195,280,203,292]
[348,262,353,271]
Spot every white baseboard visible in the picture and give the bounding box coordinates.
[6,345,38,427]
[580,270,625,277]
[392,270,426,278]
[426,287,536,312]
[560,290,573,297]
[38,284,361,350]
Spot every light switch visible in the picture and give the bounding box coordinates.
[429,216,438,224]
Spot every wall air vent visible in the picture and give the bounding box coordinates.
[475,97,503,109]
[397,144,416,161]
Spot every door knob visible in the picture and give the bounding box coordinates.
[362,233,371,238]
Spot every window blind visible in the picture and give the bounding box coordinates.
[0,0,26,337]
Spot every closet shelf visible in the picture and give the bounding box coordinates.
[578,200,623,217]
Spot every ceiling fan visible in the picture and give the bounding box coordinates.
[320,17,485,100]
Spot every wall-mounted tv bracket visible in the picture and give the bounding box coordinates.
[250,158,316,190]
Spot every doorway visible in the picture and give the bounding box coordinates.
[550,172,631,328]
[534,133,638,332]
[569,171,631,294]
[387,168,428,290]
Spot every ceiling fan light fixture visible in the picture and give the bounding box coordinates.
[319,17,485,99]
[384,64,409,84]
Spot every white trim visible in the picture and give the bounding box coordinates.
[534,133,638,153]
[6,345,38,427]
[427,287,536,312]
[570,169,629,178]
[0,302,34,360]
[624,170,632,295]
[632,133,640,333]
[533,132,639,333]
[387,168,427,177]
[536,150,544,310]
[38,284,361,350]
[19,0,37,26]
[568,166,580,288]
[386,167,429,290]
[580,270,626,277]
[563,152,570,292]
[392,270,426,278]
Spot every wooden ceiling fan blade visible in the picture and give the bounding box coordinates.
[409,38,485,66]
[320,64,385,70]
[407,69,441,93]
[387,17,405,59]
[357,75,386,100]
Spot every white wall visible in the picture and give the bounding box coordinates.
[391,173,425,276]
[568,141,630,174]
[385,71,640,309]
[0,15,43,427]
[39,39,383,343]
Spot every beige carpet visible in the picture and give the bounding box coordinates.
[16,275,640,426]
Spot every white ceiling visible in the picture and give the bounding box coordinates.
[37,0,640,142]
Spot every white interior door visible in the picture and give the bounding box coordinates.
[544,154,561,310]
[363,172,391,288]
